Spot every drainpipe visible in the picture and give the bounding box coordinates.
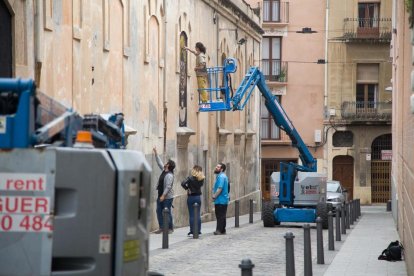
[34,0,43,84]
[215,12,220,155]
[163,0,167,151]
[324,0,329,109]
[216,12,219,66]
[322,0,330,176]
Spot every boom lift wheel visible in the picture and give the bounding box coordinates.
[263,201,277,227]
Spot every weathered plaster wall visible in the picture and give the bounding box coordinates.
[5,0,262,230]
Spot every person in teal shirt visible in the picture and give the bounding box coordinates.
[212,163,229,235]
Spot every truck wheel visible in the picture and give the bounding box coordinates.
[263,201,276,227]
[274,204,281,225]
[316,202,329,229]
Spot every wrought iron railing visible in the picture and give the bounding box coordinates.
[261,60,288,82]
[263,1,289,23]
[341,101,392,120]
[343,18,392,41]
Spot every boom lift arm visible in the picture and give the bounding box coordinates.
[199,59,318,207]
[231,66,317,172]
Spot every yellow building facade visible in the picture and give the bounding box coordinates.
[326,0,392,204]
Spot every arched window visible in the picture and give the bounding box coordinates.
[179,32,188,127]
[371,134,392,160]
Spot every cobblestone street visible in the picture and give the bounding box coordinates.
[149,207,407,276]
[149,218,328,276]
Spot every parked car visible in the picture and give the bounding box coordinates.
[326,180,347,210]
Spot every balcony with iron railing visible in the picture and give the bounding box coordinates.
[263,1,289,25]
[342,18,392,42]
[341,101,392,121]
[262,59,288,82]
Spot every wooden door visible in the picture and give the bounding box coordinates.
[261,159,279,201]
[261,159,296,200]
[332,156,354,200]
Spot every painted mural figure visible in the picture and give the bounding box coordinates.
[184,42,208,103]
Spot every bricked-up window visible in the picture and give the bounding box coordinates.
[0,0,12,77]
[261,96,281,140]
[356,64,379,111]
[262,37,281,81]
[263,0,280,22]
[333,131,354,147]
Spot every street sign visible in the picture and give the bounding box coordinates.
[381,150,392,160]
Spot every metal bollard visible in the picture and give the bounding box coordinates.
[354,200,357,222]
[341,204,346,235]
[345,202,350,230]
[358,199,361,217]
[235,200,240,228]
[193,203,199,239]
[162,207,169,249]
[355,199,358,218]
[351,200,355,223]
[303,224,312,276]
[239,258,255,276]
[356,200,359,220]
[386,200,391,212]
[335,206,341,241]
[349,200,354,226]
[328,211,334,251]
[249,199,254,224]
[284,232,296,276]
[316,217,324,264]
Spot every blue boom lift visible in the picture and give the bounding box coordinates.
[199,58,329,228]
[0,78,152,276]
[0,78,126,149]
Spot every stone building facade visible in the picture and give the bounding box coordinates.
[0,0,263,229]
[326,0,392,204]
[391,0,414,274]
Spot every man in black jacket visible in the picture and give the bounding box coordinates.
[153,147,175,234]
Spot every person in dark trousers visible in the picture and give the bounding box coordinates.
[181,165,205,236]
[212,163,229,235]
[153,147,175,234]
[184,42,208,103]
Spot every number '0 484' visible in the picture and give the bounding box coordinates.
[0,215,53,232]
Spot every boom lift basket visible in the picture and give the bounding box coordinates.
[198,58,237,112]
